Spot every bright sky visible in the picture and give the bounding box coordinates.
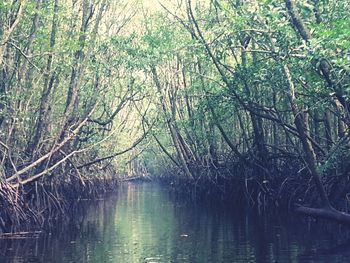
[141,0,186,12]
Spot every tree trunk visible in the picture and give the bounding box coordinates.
[151,66,194,180]
[27,0,59,157]
[283,64,350,224]
[284,0,350,120]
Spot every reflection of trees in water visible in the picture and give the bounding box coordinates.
[0,196,118,263]
[2,184,350,263]
[298,239,350,262]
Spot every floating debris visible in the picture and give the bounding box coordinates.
[144,256,161,263]
[0,231,42,239]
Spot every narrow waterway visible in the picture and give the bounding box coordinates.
[1,183,350,263]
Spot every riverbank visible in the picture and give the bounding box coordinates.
[0,166,119,233]
[157,159,350,220]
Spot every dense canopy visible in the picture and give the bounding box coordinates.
[0,0,350,229]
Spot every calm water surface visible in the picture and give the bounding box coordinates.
[1,183,350,263]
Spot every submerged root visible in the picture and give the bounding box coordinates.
[0,165,119,233]
[159,158,350,222]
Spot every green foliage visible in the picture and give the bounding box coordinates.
[0,0,349,182]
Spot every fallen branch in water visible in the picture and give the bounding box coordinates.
[295,205,350,225]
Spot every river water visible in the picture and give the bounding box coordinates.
[1,183,350,263]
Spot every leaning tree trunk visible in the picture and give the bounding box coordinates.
[27,0,59,157]
[283,64,350,224]
[284,0,350,123]
[151,66,194,180]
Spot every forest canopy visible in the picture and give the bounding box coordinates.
[0,0,350,229]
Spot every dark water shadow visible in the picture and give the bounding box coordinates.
[1,182,350,263]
